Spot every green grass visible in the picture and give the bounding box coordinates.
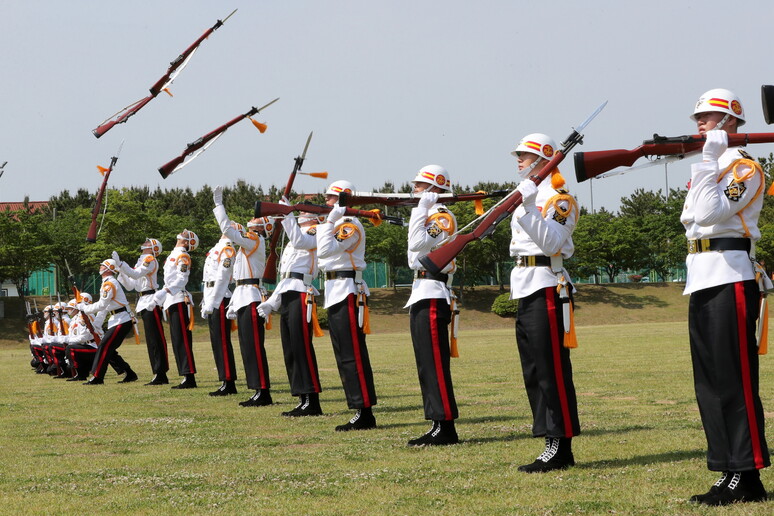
[1,319,772,514]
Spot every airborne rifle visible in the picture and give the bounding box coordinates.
[574,84,774,182]
[254,201,404,227]
[418,101,607,276]
[86,142,123,243]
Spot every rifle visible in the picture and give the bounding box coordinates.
[32,299,44,338]
[575,84,774,182]
[158,98,278,178]
[339,190,509,213]
[419,101,607,276]
[93,9,238,138]
[86,141,124,243]
[65,260,101,345]
[25,301,37,340]
[262,132,318,284]
[254,201,404,227]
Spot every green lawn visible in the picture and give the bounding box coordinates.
[1,321,772,515]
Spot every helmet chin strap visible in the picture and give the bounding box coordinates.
[714,113,730,131]
[518,158,543,179]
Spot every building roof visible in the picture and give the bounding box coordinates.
[0,201,48,213]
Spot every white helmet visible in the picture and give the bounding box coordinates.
[411,165,452,192]
[248,216,274,235]
[80,292,93,304]
[511,133,557,160]
[176,229,199,251]
[325,180,355,196]
[691,88,745,126]
[141,238,163,256]
[100,258,119,275]
[66,299,79,312]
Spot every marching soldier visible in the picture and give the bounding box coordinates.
[509,133,581,472]
[201,230,239,397]
[682,89,769,505]
[317,180,378,431]
[114,239,170,385]
[258,206,324,416]
[154,230,199,389]
[80,259,138,385]
[213,186,274,407]
[404,165,460,446]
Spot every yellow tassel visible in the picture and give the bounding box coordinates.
[265,313,272,331]
[312,299,324,338]
[759,297,769,355]
[450,334,459,358]
[231,319,238,332]
[473,199,484,216]
[551,169,566,190]
[563,299,578,349]
[367,209,383,227]
[362,295,371,335]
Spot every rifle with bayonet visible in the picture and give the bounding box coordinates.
[254,201,404,227]
[65,261,101,346]
[87,142,123,243]
[339,190,509,215]
[574,84,774,182]
[419,101,607,276]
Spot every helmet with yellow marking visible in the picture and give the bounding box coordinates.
[176,229,199,251]
[99,258,119,275]
[325,180,355,196]
[691,88,745,126]
[411,165,452,192]
[141,238,163,256]
[511,133,557,161]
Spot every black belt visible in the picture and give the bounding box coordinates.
[140,289,155,296]
[414,270,449,283]
[235,278,262,286]
[281,272,306,281]
[325,270,356,280]
[687,238,751,254]
[515,255,552,267]
[204,281,215,288]
[111,307,127,315]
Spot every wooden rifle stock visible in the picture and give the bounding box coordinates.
[574,132,774,183]
[341,190,509,207]
[254,201,400,225]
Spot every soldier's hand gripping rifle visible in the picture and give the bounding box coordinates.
[574,85,774,182]
[418,101,607,276]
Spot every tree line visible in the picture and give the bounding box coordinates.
[3,153,774,315]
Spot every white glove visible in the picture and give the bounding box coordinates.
[418,191,439,209]
[153,289,167,307]
[213,185,224,206]
[226,306,238,320]
[201,306,213,319]
[257,301,273,319]
[279,196,290,206]
[327,204,346,223]
[111,250,121,265]
[517,179,539,207]
[702,129,727,162]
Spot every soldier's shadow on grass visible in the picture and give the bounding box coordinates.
[463,423,656,445]
[575,449,705,469]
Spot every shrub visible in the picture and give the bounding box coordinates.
[491,293,519,318]
[316,305,329,329]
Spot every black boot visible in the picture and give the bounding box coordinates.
[209,381,228,396]
[701,470,767,506]
[83,377,104,385]
[145,372,169,385]
[335,407,376,432]
[118,368,138,383]
[239,389,273,407]
[689,472,730,503]
[172,374,197,389]
[518,437,575,473]
[282,394,323,416]
[210,380,237,396]
[408,420,459,446]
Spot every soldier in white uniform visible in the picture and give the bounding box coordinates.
[258,206,324,417]
[510,133,580,472]
[114,239,170,385]
[213,186,274,407]
[154,230,199,389]
[317,180,378,431]
[63,294,105,381]
[80,259,138,385]
[201,231,239,396]
[681,89,769,506]
[404,165,460,446]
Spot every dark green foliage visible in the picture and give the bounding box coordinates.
[491,292,519,317]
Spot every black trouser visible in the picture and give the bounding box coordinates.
[327,294,376,409]
[279,291,321,396]
[90,322,133,380]
[140,306,169,375]
[168,302,196,376]
[66,343,97,378]
[236,302,270,390]
[208,299,238,382]
[689,280,770,471]
[516,287,580,438]
[410,298,458,421]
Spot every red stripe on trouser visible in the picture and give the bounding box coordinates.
[219,302,232,380]
[95,324,123,377]
[153,308,169,366]
[250,302,268,388]
[178,306,195,374]
[67,348,77,375]
[301,293,321,392]
[347,295,371,407]
[429,299,453,420]
[734,282,765,469]
[52,345,65,373]
[545,288,573,437]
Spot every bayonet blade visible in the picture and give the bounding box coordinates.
[221,8,238,24]
[255,97,280,114]
[300,131,313,161]
[575,101,608,134]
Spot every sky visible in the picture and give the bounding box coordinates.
[1,0,773,212]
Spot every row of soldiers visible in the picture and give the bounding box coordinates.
[25,87,770,506]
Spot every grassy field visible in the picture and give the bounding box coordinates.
[0,284,771,514]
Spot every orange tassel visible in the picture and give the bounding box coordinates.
[188,305,195,331]
[473,199,484,216]
[231,319,238,332]
[758,297,768,355]
[312,300,324,338]
[551,169,566,190]
[265,313,272,331]
[767,182,774,196]
[563,299,578,349]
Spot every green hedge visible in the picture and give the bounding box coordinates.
[491,293,519,318]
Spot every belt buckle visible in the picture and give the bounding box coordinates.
[516,256,523,267]
[687,240,697,254]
